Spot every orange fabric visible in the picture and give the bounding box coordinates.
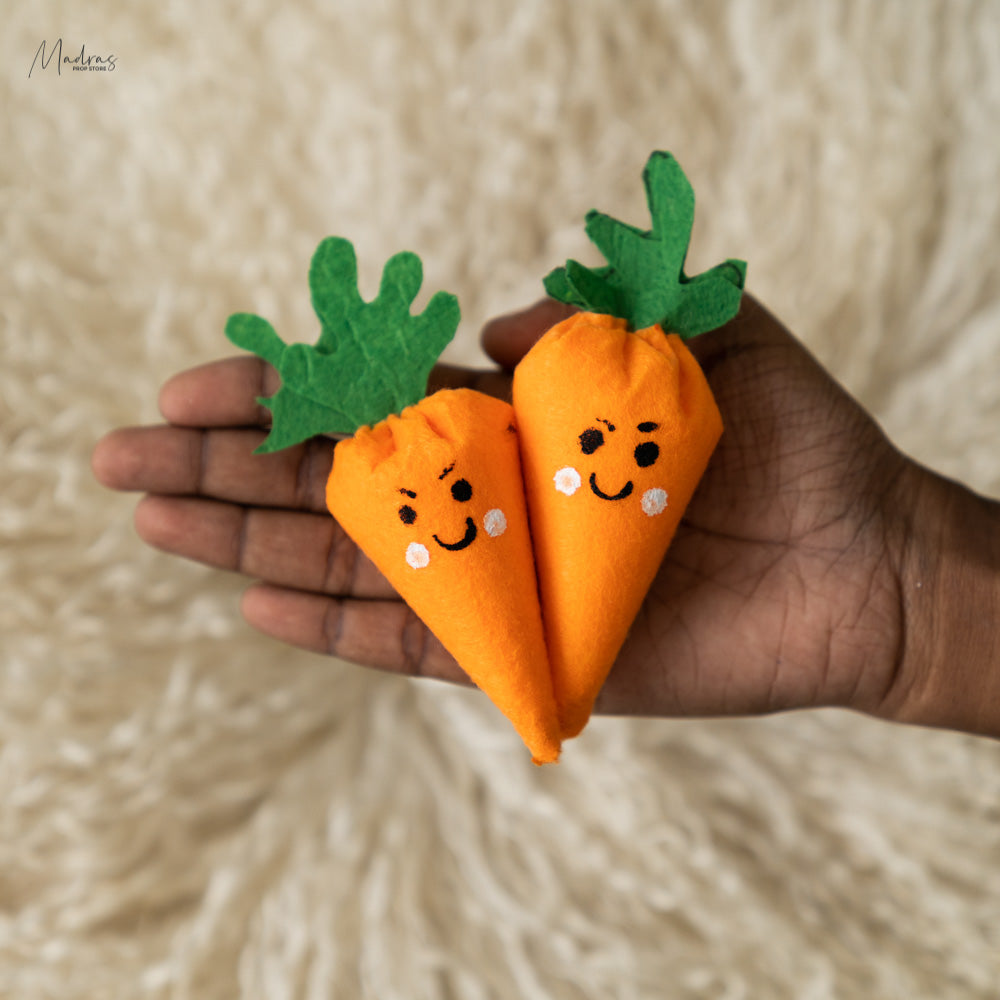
[326,388,561,764]
[513,313,723,738]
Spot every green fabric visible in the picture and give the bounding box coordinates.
[543,151,746,339]
[226,237,460,453]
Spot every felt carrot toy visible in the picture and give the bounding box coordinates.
[513,151,746,739]
[226,237,562,763]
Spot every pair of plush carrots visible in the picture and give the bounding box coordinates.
[227,152,745,763]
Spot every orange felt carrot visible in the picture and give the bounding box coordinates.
[226,237,561,763]
[513,152,745,738]
[327,389,560,763]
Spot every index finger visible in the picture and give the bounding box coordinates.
[159,356,279,428]
[480,299,576,371]
[160,355,516,430]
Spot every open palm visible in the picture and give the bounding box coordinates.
[93,296,916,725]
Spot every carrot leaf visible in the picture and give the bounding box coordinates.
[225,237,460,453]
[543,151,745,339]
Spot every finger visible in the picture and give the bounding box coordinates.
[684,292,797,371]
[159,357,280,428]
[240,583,470,685]
[426,363,513,400]
[134,495,395,598]
[93,426,333,511]
[158,354,516,427]
[480,299,576,370]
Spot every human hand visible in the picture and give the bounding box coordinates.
[92,296,1000,735]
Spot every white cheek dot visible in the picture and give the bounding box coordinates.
[554,466,582,496]
[405,542,430,569]
[483,508,507,537]
[641,488,668,517]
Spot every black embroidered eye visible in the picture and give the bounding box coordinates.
[398,505,417,524]
[634,441,659,467]
[451,478,472,502]
[579,428,604,454]
[637,421,659,433]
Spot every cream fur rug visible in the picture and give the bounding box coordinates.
[4,1,1000,996]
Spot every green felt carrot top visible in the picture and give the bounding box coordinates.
[543,151,746,338]
[225,237,460,452]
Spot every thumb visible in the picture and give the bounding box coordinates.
[481,300,576,371]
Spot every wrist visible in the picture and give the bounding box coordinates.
[881,467,1000,737]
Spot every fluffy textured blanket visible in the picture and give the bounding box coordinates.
[4,1,999,996]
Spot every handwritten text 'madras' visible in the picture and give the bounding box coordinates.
[29,39,117,78]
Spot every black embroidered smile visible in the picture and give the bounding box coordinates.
[433,517,478,550]
[589,472,634,501]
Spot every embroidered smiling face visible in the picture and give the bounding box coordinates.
[396,464,508,569]
[553,417,669,517]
